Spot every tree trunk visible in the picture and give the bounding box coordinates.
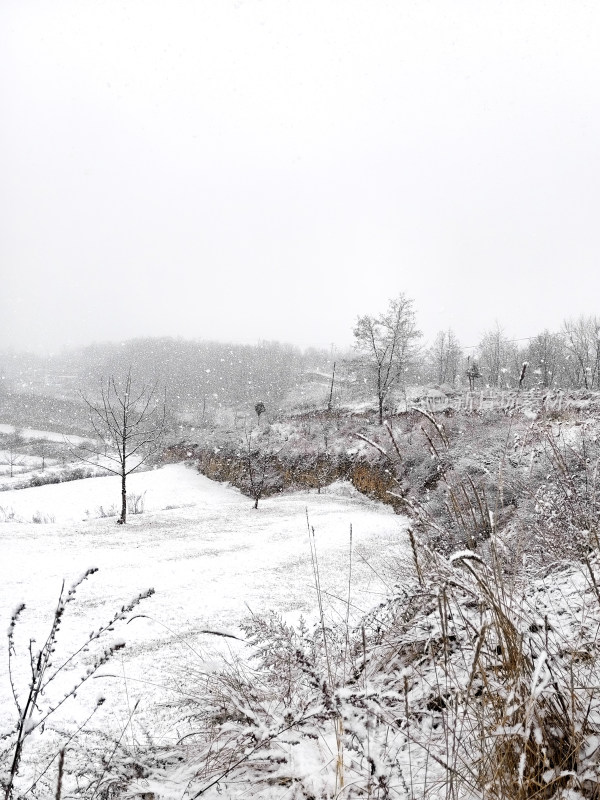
[118,471,127,524]
[378,395,384,426]
[254,495,259,509]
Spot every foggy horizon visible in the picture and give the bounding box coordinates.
[0,319,593,362]
[2,2,600,356]
[0,331,348,359]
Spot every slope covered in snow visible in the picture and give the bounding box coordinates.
[0,465,408,771]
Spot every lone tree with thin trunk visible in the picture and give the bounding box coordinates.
[354,293,422,424]
[3,429,24,478]
[241,428,285,509]
[77,373,166,524]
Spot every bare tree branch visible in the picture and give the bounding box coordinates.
[354,294,421,424]
[76,372,167,523]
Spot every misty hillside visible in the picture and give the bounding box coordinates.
[3,310,600,799]
[0,337,339,432]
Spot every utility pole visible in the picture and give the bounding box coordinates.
[327,362,336,412]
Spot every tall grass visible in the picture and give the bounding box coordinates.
[147,409,600,798]
[5,406,600,798]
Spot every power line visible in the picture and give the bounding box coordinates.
[463,332,566,350]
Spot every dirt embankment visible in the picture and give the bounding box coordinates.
[163,442,404,511]
[163,395,600,546]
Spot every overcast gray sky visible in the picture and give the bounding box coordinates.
[1,1,599,354]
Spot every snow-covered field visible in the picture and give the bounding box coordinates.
[0,422,92,445]
[1,464,408,745]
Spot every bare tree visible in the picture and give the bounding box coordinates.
[2,429,24,478]
[427,329,463,385]
[354,293,422,424]
[77,373,166,524]
[562,315,600,389]
[240,430,276,509]
[37,440,48,471]
[478,324,517,388]
[525,329,565,389]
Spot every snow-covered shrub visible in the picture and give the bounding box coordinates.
[0,505,18,522]
[530,423,600,561]
[176,551,600,799]
[31,510,55,523]
[0,572,155,799]
[127,491,146,515]
[8,464,99,490]
[107,532,597,800]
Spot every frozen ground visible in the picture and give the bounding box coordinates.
[0,463,408,751]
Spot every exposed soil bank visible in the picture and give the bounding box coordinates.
[164,443,404,511]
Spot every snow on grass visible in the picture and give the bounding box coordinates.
[0,452,52,471]
[0,464,408,743]
[0,461,197,519]
[0,422,92,445]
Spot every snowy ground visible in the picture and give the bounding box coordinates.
[0,452,55,476]
[1,463,408,751]
[0,422,92,445]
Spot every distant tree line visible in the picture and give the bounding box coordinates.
[2,310,600,439]
[352,295,600,410]
[447,317,600,391]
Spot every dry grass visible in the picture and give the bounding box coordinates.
[5,408,600,799]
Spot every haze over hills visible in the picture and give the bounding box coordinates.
[0,337,341,433]
[4,306,600,437]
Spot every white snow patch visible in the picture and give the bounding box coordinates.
[0,464,408,743]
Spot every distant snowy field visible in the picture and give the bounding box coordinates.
[0,464,408,740]
[0,422,91,445]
